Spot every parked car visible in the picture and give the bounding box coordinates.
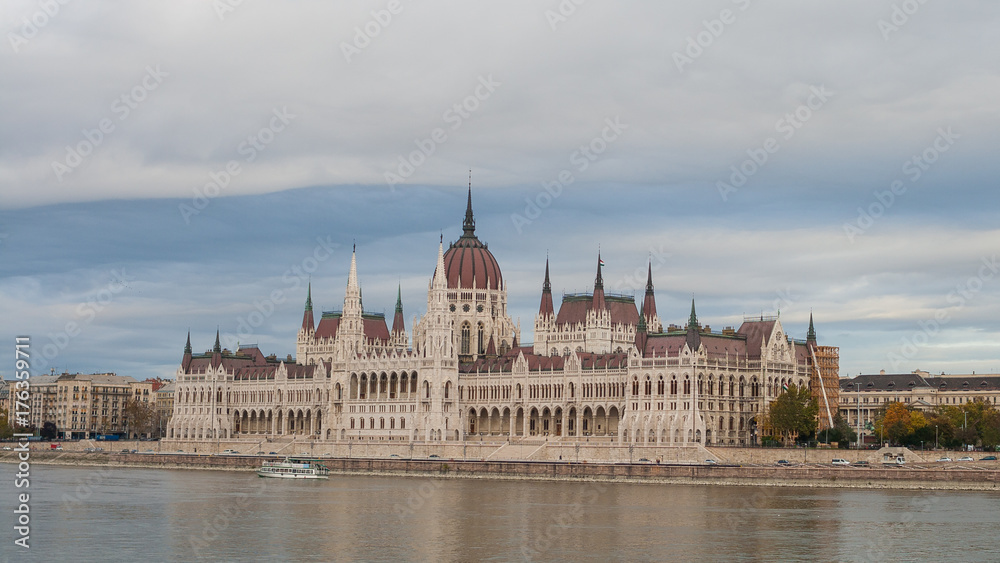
[851,460,871,467]
[637,458,652,463]
[981,455,997,461]
[957,456,974,462]
[705,459,718,465]
[776,459,791,466]
[936,457,952,462]
[268,451,277,455]
[428,454,441,459]
[831,459,850,466]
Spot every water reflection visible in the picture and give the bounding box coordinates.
[2,465,996,562]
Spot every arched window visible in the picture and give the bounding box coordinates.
[632,378,639,396]
[477,322,485,355]
[670,377,678,395]
[684,377,691,395]
[461,323,471,355]
[644,378,652,395]
[350,418,355,429]
[657,377,665,395]
[400,418,405,430]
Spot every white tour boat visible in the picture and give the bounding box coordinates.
[257,457,330,479]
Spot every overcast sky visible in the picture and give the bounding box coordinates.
[2,1,999,381]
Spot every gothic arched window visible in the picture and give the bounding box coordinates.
[461,322,471,355]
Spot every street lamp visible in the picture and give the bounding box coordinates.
[935,425,938,450]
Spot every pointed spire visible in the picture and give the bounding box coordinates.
[686,298,701,351]
[635,312,648,355]
[302,283,315,332]
[463,173,476,236]
[432,238,447,290]
[641,260,657,325]
[184,331,192,355]
[592,251,606,311]
[807,311,817,342]
[392,284,405,335]
[595,251,604,289]
[347,247,359,292]
[213,329,222,354]
[539,258,554,317]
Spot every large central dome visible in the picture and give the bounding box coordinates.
[442,188,503,290]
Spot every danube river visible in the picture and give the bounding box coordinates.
[2,464,998,562]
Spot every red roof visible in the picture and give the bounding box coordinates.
[555,295,639,326]
[443,241,502,290]
[363,316,390,343]
[736,320,777,358]
[314,316,341,339]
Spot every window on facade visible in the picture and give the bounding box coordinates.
[461,323,471,355]
[477,323,485,355]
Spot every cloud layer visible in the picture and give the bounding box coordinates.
[1,1,998,380]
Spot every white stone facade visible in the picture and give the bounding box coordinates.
[167,191,827,447]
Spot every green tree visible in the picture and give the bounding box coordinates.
[123,398,157,439]
[765,384,819,444]
[0,411,13,440]
[818,414,857,446]
[40,421,58,440]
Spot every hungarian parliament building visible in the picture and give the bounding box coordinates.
[167,189,839,447]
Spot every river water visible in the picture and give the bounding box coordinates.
[1,464,998,562]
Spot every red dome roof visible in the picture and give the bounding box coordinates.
[444,238,502,290]
[442,186,503,290]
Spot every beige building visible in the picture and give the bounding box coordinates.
[169,190,838,447]
[23,373,156,439]
[155,381,175,437]
[839,370,1000,442]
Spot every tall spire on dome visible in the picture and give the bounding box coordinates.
[688,298,698,328]
[214,329,222,354]
[807,311,817,343]
[184,331,192,355]
[463,171,476,236]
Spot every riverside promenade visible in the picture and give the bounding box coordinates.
[4,447,1000,491]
